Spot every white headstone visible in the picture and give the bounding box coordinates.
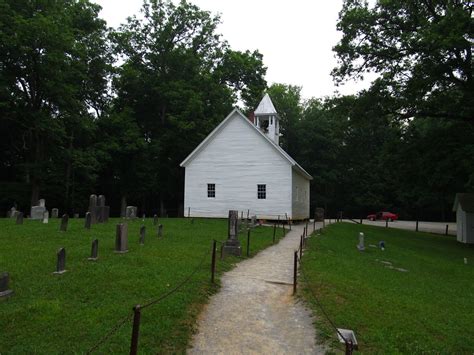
[357,232,365,251]
[42,211,49,224]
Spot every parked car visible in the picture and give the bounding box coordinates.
[367,211,398,221]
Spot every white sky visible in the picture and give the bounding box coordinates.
[93,0,373,100]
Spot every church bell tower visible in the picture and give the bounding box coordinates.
[254,94,280,145]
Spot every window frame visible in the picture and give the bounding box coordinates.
[207,183,216,198]
[257,184,266,199]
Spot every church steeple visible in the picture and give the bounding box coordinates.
[254,94,280,145]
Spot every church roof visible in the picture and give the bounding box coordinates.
[180,108,312,180]
[453,193,474,213]
[254,94,278,116]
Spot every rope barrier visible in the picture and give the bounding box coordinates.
[86,312,133,354]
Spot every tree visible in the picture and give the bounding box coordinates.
[333,0,473,123]
[0,0,111,208]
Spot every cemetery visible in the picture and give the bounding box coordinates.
[299,222,474,353]
[0,216,279,353]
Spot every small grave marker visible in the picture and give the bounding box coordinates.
[42,211,49,224]
[60,214,69,232]
[88,239,99,261]
[85,212,91,230]
[158,224,163,238]
[140,225,145,245]
[153,214,158,225]
[16,212,23,225]
[115,223,128,253]
[379,240,385,250]
[0,272,14,298]
[53,248,67,274]
[357,232,365,251]
[51,208,59,218]
[223,210,241,256]
[126,206,138,219]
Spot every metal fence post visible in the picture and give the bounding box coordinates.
[445,224,449,235]
[247,229,250,257]
[416,220,419,232]
[385,219,388,228]
[293,251,298,295]
[300,235,303,260]
[211,240,216,284]
[130,305,141,355]
[273,223,276,244]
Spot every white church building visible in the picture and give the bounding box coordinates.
[180,94,312,220]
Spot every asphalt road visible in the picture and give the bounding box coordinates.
[341,219,457,236]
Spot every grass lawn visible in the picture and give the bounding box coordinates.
[300,222,474,354]
[0,217,280,353]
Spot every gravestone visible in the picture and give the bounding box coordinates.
[53,248,67,274]
[60,214,69,232]
[142,213,146,221]
[379,241,385,251]
[0,272,14,298]
[250,215,257,228]
[223,210,241,256]
[126,206,138,219]
[16,212,23,225]
[140,226,145,245]
[85,212,91,229]
[88,194,110,224]
[157,224,163,238]
[8,207,16,218]
[357,232,365,251]
[153,214,158,225]
[42,211,49,224]
[88,239,99,261]
[74,213,79,219]
[51,208,59,218]
[115,223,128,253]
[30,199,46,220]
[315,208,325,222]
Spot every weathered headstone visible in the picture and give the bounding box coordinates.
[379,240,385,251]
[140,225,145,245]
[315,208,325,222]
[52,208,59,218]
[97,195,105,207]
[42,211,49,224]
[251,215,257,228]
[126,206,138,219]
[8,207,16,218]
[357,232,365,251]
[0,272,14,298]
[53,248,67,274]
[142,213,146,222]
[88,239,99,261]
[153,214,158,225]
[85,212,91,229]
[16,212,23,225]
[60,214,69,232]
[89,194,97,223]
[157,224,163,238]
[88,194,110,224]
[73,213,79,218]
[30,199,46,220]
[115,223,128,253]
[223,210,241,256]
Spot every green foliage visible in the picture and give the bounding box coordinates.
[301,223,474,353]
[333,0,474,123]
[0,218,279,353]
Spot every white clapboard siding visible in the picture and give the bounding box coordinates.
[184,110,292,218]
[292,169,310,220]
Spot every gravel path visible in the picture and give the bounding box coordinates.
[188,223,325,354]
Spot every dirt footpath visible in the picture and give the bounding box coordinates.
[188,223,325,354]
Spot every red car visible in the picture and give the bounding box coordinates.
[367,211,398,222]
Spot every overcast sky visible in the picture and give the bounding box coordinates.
[93,0,373,100]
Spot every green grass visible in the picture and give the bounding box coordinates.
[0,217,280,353]
[300,222,474,354]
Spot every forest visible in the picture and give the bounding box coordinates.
[0,0,472,221]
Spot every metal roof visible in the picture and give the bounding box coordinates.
[254,94,278,116]
[453,193,474,213]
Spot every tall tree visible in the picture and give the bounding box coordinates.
[333,0,473,123]
[0,0,111,208]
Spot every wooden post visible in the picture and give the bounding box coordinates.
[211,240,216,284]
[416,220,419,232]
[385,219,388,228]
[445,224,449,235]
[360,218,362,224]
[130,305,141,355]
[293,251,298,295]
[247,229,250,257]
[273,223,276,244]
[188,207,190,218]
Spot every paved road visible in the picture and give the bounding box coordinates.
[188,223,325,354]
[341,219,457,236]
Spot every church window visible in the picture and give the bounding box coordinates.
[257,184,266,199]
[207,184,215,198]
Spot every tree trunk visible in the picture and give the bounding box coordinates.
[30,131,42,208]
